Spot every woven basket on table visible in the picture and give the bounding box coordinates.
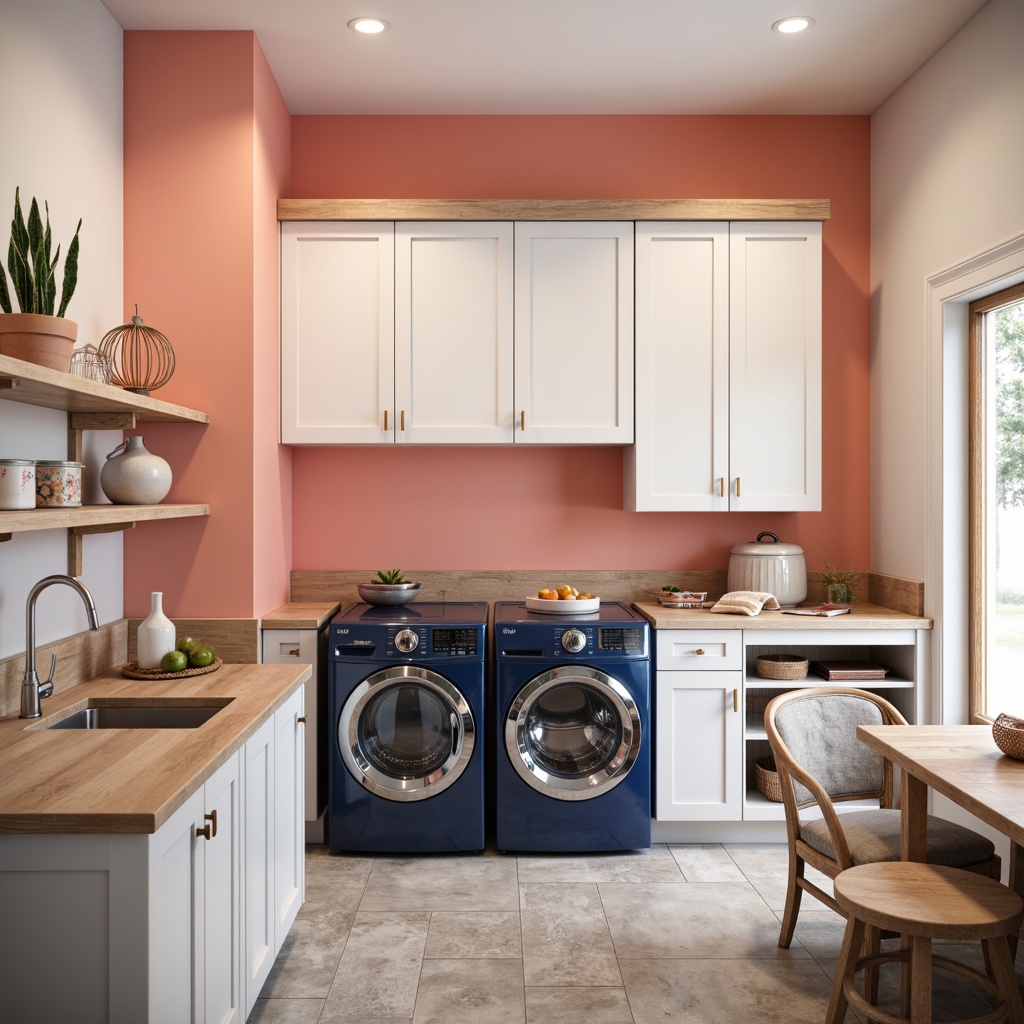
[754,756,784,802]
[755,654,809,680]
[992,712,1024,760]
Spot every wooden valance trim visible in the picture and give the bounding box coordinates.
[277,198,831,222]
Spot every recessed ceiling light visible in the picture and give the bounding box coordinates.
[348,17,390,34]
[772,16,814,34]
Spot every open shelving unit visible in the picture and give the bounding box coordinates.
[0,353,210,574]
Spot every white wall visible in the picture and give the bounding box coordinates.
[0,0,124,656]
[870,0,1024,722]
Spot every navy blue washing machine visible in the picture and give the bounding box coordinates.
[493,600,651,852]
[328,601,488,853]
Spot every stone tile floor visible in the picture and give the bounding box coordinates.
[248,843,1023,1024]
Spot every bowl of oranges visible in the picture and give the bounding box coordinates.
[525,585,600,614]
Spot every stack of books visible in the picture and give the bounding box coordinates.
[810,660,889,681]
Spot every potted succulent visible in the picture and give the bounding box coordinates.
[809,562,864,605]
[357,569,422,606]
[0,188,82,371]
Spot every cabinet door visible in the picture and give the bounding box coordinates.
[202,752,243,1024]
[729,222,822,511]
[514,222,634,444]
[654,671,743,821]
[273,686,305,949]
[395,223,514,443]
[281,221,395,444]
[148,787,205,1024]
[628,223,729,510]
[243,715,275,1016]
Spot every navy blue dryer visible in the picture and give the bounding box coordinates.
[493,600,651,852]
[328,601,488,853]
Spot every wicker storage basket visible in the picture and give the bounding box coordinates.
[755,654,809,680]
[754,756,784,802]
[992,712,1024,760]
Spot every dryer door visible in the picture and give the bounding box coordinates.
[339,665,475,801]
[505,666,642,801]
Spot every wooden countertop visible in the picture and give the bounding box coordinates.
[260,601,341,630]
[632,601,932,631]
[0,662,309,835]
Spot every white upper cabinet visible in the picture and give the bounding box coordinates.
[514,222,634,444]
[281,221,395,444]
[729,221,821,512]
[627,222,730,510]
[395,223,514,443]
[627,220,821,511]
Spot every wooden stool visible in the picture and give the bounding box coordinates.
[825,862,1024,1024]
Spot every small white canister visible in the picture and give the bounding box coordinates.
[35,460,84,507]
[0,459,36,509]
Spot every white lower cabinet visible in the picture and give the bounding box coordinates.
[654,631,743,820]
[653,627,923,824]
[0,687,304,1024]
[244,685,305,1017]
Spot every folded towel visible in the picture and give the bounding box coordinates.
[710,591,781,616]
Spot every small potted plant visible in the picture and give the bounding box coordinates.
[357,569,422,606]
[0,187,82,371]
[809,563,864,606]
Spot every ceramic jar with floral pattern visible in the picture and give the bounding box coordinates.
[35,460,83,507]
[0,459,36,509]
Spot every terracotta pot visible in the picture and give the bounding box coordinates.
[0,313,78,372]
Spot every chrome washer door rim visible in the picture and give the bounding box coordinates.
[340,665,475,802]
[505,666,641,802]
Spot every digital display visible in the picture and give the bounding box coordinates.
[598,627,645,652]
[433,628,479,655]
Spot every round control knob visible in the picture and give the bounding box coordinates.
[561,628,587,653]
[394,628,419,653]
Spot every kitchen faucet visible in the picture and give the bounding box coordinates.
[21,575,100,719]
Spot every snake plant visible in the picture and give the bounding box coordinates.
[373,569,409,585]
[0,188,81,317]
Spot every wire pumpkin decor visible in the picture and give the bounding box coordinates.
[98,305,175,395]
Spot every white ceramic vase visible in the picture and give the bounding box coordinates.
[100,435,172,504]
[137,591,176,669]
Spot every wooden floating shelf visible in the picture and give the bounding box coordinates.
[0,354,209,425]
[278,197,832,223]
[0,504,211,538]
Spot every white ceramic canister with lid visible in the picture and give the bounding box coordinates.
[727,531,807,607]
[0,459,36,509]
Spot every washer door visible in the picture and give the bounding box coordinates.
[505,666,642,801]
[339,665,475,801]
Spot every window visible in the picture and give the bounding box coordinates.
[970,281,1024,721]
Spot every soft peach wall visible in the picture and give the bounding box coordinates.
[289,116,870,573]
[252,37,292,614]
[123,31,290,617]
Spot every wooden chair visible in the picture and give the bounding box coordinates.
[764,687,1002,948]
[826,862,1024,1024]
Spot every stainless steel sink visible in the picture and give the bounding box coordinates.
[48,704,225,730]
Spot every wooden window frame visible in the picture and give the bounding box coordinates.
[969,280,1024,721]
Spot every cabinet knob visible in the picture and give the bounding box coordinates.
[196,809,217,841]
[297,715,308,724]
[695,648,705,656]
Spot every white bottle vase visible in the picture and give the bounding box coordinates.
[100,435,172,505]
[137,591,176,669]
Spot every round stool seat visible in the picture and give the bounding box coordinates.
[826,862,1024,1024]
[835,862,1024,939]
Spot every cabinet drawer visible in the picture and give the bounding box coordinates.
[656,630,742,670]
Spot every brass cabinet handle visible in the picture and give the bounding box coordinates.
[384,410,388,431]
[520,410,525,431]
[719,477,725,498]
[732,689,739,713]
[736,477,741,497]
[401,410,405,431]
[297,715,308,724]
[197,809,217,841]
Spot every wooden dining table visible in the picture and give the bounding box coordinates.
[857,723,1024,942]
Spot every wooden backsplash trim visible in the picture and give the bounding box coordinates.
[278,198,832,223]
[868,572,925,617]
[126,618,260,664]
[0,620,127,719]
[291,570,731,606]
